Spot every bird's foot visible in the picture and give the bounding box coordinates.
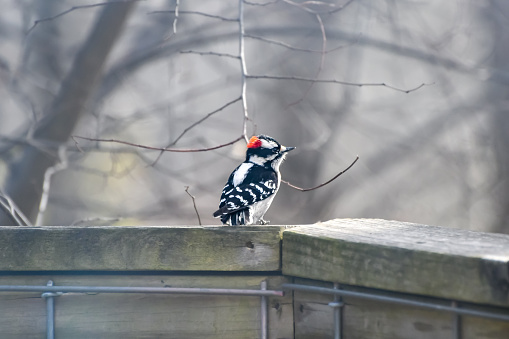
[259,219,270,225]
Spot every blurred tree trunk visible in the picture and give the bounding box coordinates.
[0,2,136,225]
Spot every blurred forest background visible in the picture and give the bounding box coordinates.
[0,0,508,233]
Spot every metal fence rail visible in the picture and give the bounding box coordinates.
[0,280,281,339]
[282,282,509,339]
[1,280,508,339]
[0,282,284,296]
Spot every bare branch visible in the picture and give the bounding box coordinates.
[246,75,433,93]
[0,134,62,157]
[245,33,358,53]
[239,0,250,142]
[71,135,245,153]
[243,0,281,6]
[150,96,243,166]
[0,189,32,226]
[281,0,355,14]
[36,146,68,226]
[286,12,327,107]
[0,197,23,226]
[1,134,151,156]
[180,50,240,60]
[71,136,85,153]
[184,186,202,225]
[282,0,333,14]
[282,155,359,192]
[148,10,238,22]
[173,0,180,33]
[27,0,143,34]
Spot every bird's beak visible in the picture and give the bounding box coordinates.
[281,146,295,153]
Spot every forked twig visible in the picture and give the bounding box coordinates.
[184,186,202,225]
[282,155,359,191]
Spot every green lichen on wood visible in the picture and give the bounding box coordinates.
[282,219,509,307]
[0,226,283,271]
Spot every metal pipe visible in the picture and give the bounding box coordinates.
[328,283,343,339]
[42,280,55,339]
[260,280,268,339]
[282,283,509,322]
[452,301,462,339]
[0,285,284,297]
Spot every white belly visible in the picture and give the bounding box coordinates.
[249,194,276,224]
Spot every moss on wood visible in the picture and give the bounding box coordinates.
[283,219,509,307]
[0,226,283,271]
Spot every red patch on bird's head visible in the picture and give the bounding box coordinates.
[247,136,262,149]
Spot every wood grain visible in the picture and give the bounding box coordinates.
[0,275,293,339]
[283,219,509,307]
[292,278,509,339]
[0,226,283,271]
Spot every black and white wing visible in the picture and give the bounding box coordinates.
[213,165,277,220]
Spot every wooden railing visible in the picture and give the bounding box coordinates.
[0,219,508,338]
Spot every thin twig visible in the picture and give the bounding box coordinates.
[148,10,238,22]
[71,136,85,153]
[286,12,327,108]
[72,135,245,153]
[0,189,32,226]
[239,0,249,142]
[172,0,180,33]
[282,155,359,191]
[36,146,68,226]
[282,0,330,14]
[282,0,353,14]
[243,0,281,6]
[246,75,433,93]
[180,50,240,60]
[1,134,146,155]
[0,197,23,226]
[245,34,357,54]
[27,0,143,34]
[184,186,202,225]
[150,97,243,166]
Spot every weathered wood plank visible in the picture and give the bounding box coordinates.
[0,226,283,271]
[283,219,509,306]
[292,278,509,339]
[0,275,293,339]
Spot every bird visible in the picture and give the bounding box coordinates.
[213,135,295,225]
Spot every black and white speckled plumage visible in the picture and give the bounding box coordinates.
[213,135,294,225]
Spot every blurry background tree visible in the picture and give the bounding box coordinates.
[0,0,507,233]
